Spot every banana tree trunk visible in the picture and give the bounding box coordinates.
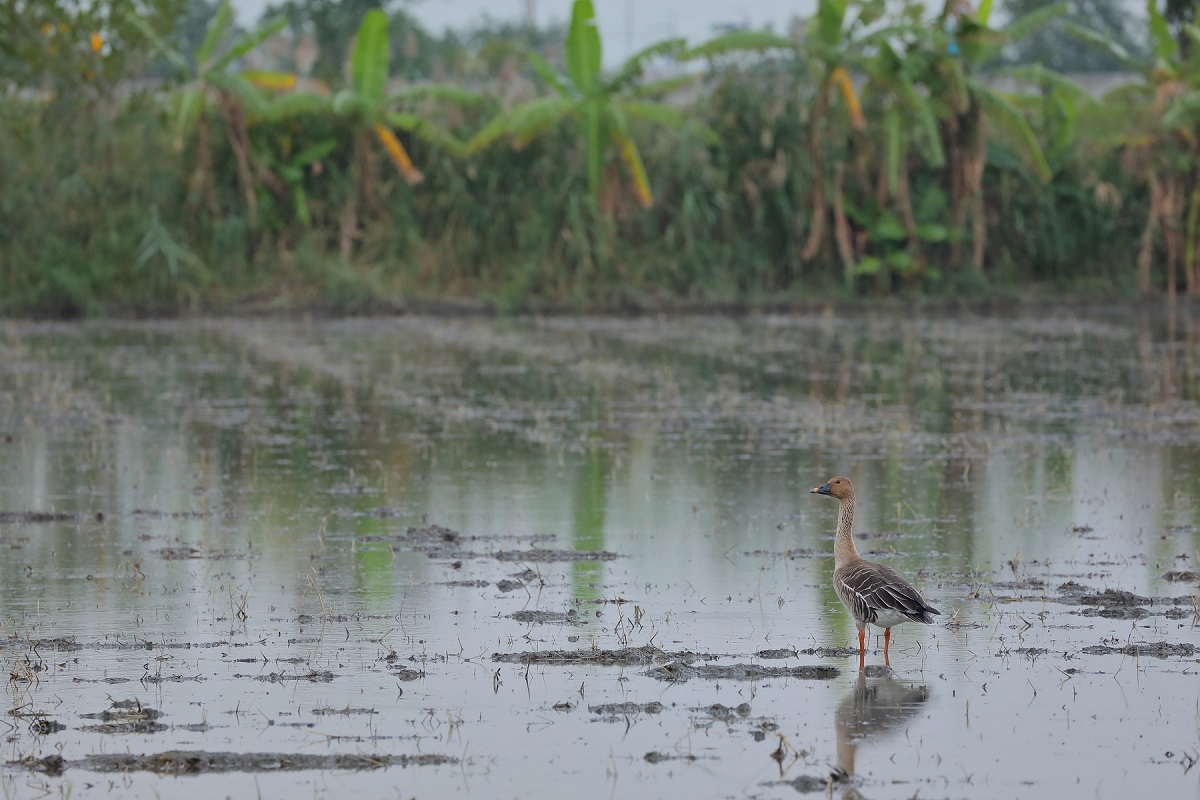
[339,189,359,261]
[188,116,220,219]
[1187,176,1200,298]
[832,162,854,288]
[355,131,383,218]
[801,88,830,263]
[1137,172,1159,295]
[895,154,926,275]
[1164,176,1182,304]
[971,189,986,272]
[216,90,258,228]
[944,98,986,272]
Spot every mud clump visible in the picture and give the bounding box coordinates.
[644,751,698,764]
[22,754,65,776]
[1082,641,1196,658]
[390,667,424,681]
[131,509,213,520]
[1080,606,1149,619]
[1007,647,1050,657]
[408,524,462,545]
[1079,589,1151,606]
[13,751,455,775]
[0,511,78,524]
[363,525,475,559]
[156,545,249,561]
[311,707,378,717]
[1073,588,1157,619]
[698,703,752,720]
[645,662,839,683]
[15,637,83,652]
[367,525,621,563]
[29,719,66,735]
[590,702,664,718]
[81,718,168,734]
[798,646,859,658]
[756,649,797,659]
[492,646,671,666]
[786,774,832,793]
[252,671,335,683]
[1057,584,1195,618]
[493,548,619,562]
[507,609,583,625]
[143,674,204,684]
[80,703,167,735]
[81,701,161,720]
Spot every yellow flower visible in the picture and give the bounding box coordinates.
[90,32,103,53]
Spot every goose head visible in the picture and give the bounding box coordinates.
[810,476,855,501]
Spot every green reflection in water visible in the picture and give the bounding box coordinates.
[3,311,1200,620]
[571,443,609,605]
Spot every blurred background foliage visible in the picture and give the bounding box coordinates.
[0,0,1196,315]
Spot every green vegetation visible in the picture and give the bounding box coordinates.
[0,0,1195,316]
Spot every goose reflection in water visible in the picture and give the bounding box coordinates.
[832,668,931,796]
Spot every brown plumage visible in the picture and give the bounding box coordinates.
[810,476,940,669]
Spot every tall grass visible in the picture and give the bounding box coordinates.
[0,67,1151,317]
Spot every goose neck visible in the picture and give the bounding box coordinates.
[833,497,860,566]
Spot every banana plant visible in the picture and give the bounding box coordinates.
[256,136,337,229]
[685,0,871,264]
[851,28,949,283]
[329,9,479,256]
[467,0,703,210]
[126,0,293,226]
[1071,1,1200,297]
[333,9,477,180]
[921,0,1066,271]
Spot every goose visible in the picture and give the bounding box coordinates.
[810,476,940,669]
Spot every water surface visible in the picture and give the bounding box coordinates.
[0,309,1198,799]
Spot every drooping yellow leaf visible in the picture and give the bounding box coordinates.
[616,134,653,208]
[374,124,424,185]
[242,70,296,91]
[828,67,865,130]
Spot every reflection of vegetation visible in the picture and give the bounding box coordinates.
[353,539,402,604]
[570,443,609,603]
[2,313,1199,626]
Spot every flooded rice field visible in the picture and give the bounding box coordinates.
[0,308,1199,799]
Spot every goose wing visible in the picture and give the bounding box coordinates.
[835,561,940,625]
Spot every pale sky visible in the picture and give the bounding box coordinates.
[232,0,821,63]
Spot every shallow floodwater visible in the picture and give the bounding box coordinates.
[0,309,1199,799]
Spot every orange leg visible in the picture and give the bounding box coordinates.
[857,629,866,671]
[883,628,892,666]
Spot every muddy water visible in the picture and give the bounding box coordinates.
[0,309,1198,799]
